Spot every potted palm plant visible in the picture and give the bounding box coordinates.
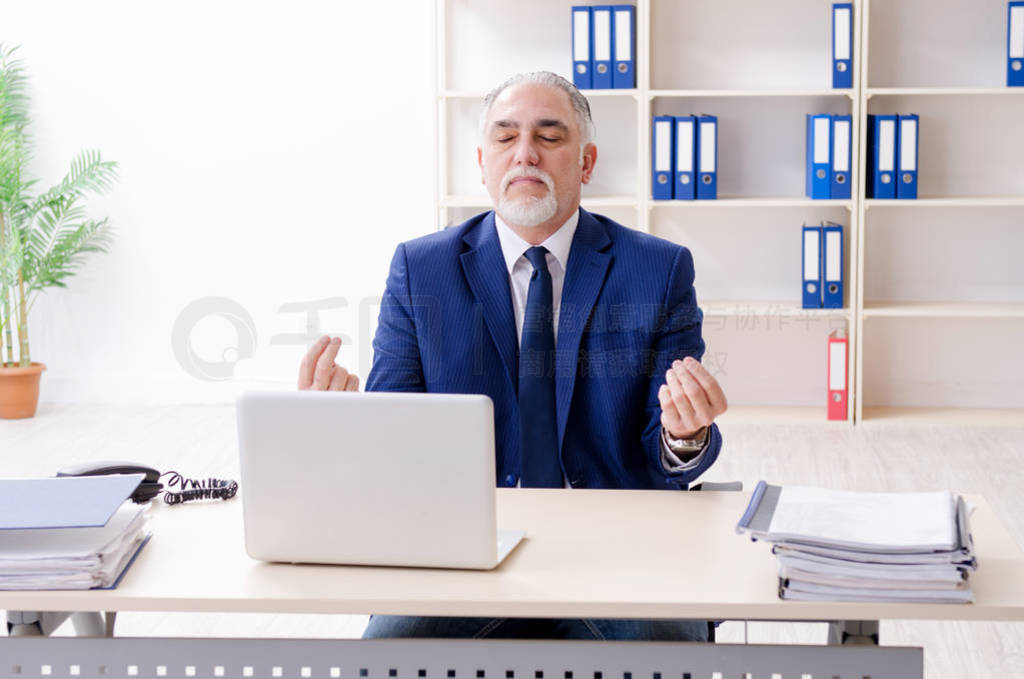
[0,44,118,418]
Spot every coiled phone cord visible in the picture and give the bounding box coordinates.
[159,471,238,505]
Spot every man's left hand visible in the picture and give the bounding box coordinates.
[659,356,728,439]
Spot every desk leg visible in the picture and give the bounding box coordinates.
[828,619,880,645]
[104,611,117,637]
[5,612,114,638]
[70,612,109,637]
[7,611,70,636]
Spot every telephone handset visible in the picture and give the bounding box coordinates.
[56,461,237,505]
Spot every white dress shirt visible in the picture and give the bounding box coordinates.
[493,211,708,476]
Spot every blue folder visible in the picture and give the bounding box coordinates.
[696,114,718,200]
[0,475,144,530]
[806,113,832,200]
[1009,2,1024,86]
[674,115,696,200]
[652,115,675,200]
[592,6,614,89]
[822,222,844,308]
[572,7,593,89]
[802,224,823,309]
[612,5,636,89]
[897,113,919,199]
[830,114,852,199]
[866,114,897,199]
[832,3,854,89]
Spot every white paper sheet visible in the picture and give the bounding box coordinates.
[767,486,957,552]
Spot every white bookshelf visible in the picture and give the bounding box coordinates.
[436,0,857,423]
[855,0,1024,423]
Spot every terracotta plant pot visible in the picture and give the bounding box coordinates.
[0,362,46,419]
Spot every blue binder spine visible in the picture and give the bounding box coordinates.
[652,115,675,200]
[897,113,919,199]
[674,115,696,200]
[696,114,718,200]
[832,3,854,89]
[1009,2,1024,86]
[572,7,593,89]
[830,114,852,199]
[806,113,832,200]
[822,222,844,309]
[802,224,823,309]
[868,114,897,199]
[612,5,636,89]
[592,6,614,89]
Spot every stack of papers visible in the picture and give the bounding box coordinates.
[736,481,976,604]
[0,476,152,590]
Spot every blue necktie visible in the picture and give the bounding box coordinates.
[519,246,561,488]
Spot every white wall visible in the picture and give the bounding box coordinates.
[4,0,437,403]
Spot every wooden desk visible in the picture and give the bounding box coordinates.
[2,489,1022,624]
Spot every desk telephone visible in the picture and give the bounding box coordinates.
[57,461,238,505]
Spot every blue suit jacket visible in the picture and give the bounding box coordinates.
[365,208,722,490]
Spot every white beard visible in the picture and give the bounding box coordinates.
[498,192,558,227]
[496,167,558,227]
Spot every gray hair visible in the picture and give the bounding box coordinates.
[478,71,596,149]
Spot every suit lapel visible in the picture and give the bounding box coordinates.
[555,209,612,448]
[459,213,519,392]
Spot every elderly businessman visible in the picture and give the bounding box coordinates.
[298,71,727,641]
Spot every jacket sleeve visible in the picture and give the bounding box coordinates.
[365,243,427,393]
[639,246,722,489]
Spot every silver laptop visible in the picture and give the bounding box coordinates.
[237,390,525,570]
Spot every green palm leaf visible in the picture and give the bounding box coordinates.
[30,150,118,214]
[0,44,29,130]
[29,217,113,295]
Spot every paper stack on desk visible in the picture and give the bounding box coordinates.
[0,476,152,590]
[736,481,977,604]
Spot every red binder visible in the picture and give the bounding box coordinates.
[828,331,848,421]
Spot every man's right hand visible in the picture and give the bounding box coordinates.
[298,335,360,391]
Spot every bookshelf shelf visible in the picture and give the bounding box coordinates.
[861,302,1024,319]
[866,87,1024,97]
[442,89,638,100]
[860,407,1024,426]
[442,195,638,209]
[648,89,856,99]
[865,197,1024,208]
[716,406,850,426]
[701,301,852,319]
[650,197,854,209]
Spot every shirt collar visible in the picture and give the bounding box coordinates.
[494,209,580,275]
